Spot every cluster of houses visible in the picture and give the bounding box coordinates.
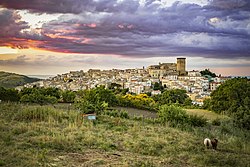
[22,58,230,106]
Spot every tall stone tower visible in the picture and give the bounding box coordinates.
[177,58,186,76]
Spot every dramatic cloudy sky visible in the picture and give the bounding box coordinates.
[0,0,249,76]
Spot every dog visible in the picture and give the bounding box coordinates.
[204,138,218,150]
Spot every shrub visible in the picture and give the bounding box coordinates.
[188,114,207,127]
[158,104,188,126]
[74,99,108,114]
[212,118,221,126]
[158,104,207,127]
[120,111,129,119]
[117,94,157,111]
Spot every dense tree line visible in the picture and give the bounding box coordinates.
[0,87,20,102]
[1,84,199,130]
[1,85,192,115]
[19,87,60,105]
[0,87,76,105]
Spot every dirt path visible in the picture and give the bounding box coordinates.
[112,107,158,118]
[55,103,158,118]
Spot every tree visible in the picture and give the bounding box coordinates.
[200,69,217,77]
[209,78,249,113]
[155,89,190,106]
[208,78,250,129]
[202,98,211,110]
[108,83,122,90]
[232,104,250,130]
[94,86,117,106]
[74,86,117,114]
[153,82,163,91]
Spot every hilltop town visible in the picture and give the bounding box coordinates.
[23,58,230,106]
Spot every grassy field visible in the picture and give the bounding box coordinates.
[185,109,229,121]
[0,103,250,167]
[113,107,229,121]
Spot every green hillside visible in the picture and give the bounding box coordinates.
[0,103,249,167]
[0,71,40,88]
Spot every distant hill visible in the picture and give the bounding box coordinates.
[0,71,40,88]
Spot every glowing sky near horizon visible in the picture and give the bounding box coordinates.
[0,0,250,76]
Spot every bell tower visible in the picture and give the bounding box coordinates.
[177,58,186,76]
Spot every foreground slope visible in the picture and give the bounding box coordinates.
[0,71,40,88]
[0,103,249,167]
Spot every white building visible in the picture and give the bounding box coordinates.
[188,70,201,77]
[130,85,144,94]
[151,90,161,95]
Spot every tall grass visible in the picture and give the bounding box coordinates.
[14,105,80,124]
[158,104,207,128]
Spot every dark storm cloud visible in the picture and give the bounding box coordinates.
[0,0,140,14]
[0,9,29,38]
[0,8,52,49]
[0,8,39,49]
[0,0,250,59]
[208,0,250,10]
[0,0,91,14]
[35,1,250,58]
